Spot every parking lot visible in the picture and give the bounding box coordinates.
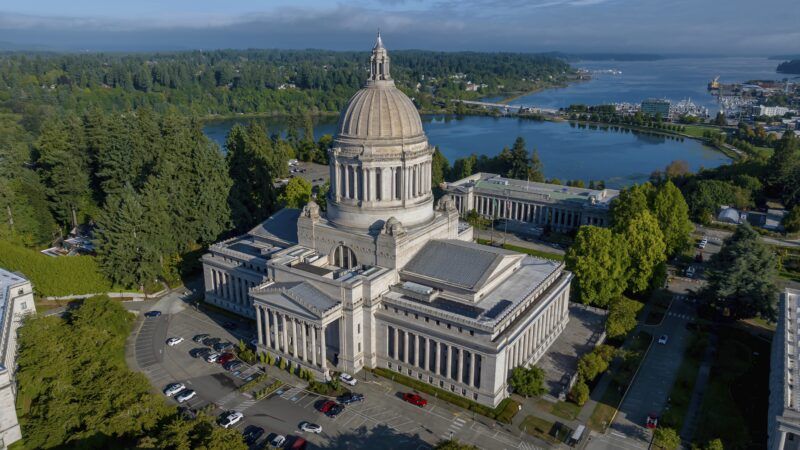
[129,294,547,449]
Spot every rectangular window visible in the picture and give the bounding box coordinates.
[357,323,361,334]
[358,342,361,353]
[474,354,482,389]
[20,302,27,310]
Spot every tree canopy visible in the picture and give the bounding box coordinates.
[508,365,547,397]
[623,211,667,294]
[565,226,629,307]
[652,180,694,256]
[278,177,313,209]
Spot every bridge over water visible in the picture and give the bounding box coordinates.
[455,100,560,115]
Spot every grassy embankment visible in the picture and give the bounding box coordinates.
[475,238,564,261]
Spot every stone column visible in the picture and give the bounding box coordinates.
[456,347,463,383]
[320,325,327,370]
[415,335,420,368]
[301,321,308,362]
[311,325,317,366]
[282,314,289,353]
[256,305,264,345]
[292,317,299,358]
[446,344,452,380]
[403,330,409,364]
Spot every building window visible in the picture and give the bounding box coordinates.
[429,376,433,383]
[418,374,423,380]
[447,324,451,329]
[470,330,474,336]
[18,288,23,295]
[407,369,412,375]
[21,302,27,310]
[357,323,361,334]
[358,342,361,353]
[450,385,455,392]
[439,381,444,388]
[388,362,392,368]
[462,388,466,395]
[425,317,429,323]
[473,393,478,401]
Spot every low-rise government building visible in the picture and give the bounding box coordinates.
[202,34,573,407]
[770,287,800,450]
[444,173,619,232]
[0,269,36,447]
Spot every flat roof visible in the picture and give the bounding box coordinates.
[448,173,618,207]
[248,208,300,246]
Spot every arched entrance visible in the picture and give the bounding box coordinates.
[332,245,358,269]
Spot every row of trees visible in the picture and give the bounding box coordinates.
[439,137,545,183]
[16,296,248,449]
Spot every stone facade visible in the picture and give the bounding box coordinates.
[769,288,800,450]
[444,173,619,232]
[0,269,37,447]
[202,34,572,407]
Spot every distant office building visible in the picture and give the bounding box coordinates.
[0,269,36,447]
[640,98,671,119]
[770,288,800,450]
[753,105,790,117]
[444,173,619,232]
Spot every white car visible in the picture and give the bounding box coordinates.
[658,335,669,345]
[300,422,322,433]
[164,382,185,397]
[166,337,184,346]
[339,373,357,386]
[175,389,196,403]
[270,435,286,447]
[205,352,221,363]
[219,411,244,429]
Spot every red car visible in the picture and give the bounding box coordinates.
[319,400,337,414]
[402,393,427,407]
[646,413,658,429]
[217,353,235,365]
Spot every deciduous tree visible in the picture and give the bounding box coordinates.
[652,181,693,256]
[565,226,629,307]
[623,211,667,293]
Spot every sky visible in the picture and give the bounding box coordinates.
[0,0,798,55]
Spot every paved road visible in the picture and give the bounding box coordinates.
[129,295,548,450]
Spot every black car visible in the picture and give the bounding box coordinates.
[222,321,238,330]
[144,310,161,318]
[337,392,364,405]
[242,425,264,445]
[202,337,220,347]
[213,341,234,352]
[326,403,345,417]
[190,348,211,358]
[192,334,210,343]
[224,360,243,371]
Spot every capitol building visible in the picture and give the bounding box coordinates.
[202,34,573,407]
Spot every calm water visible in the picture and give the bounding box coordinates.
[204,115,728,188]
[511,57,783,112]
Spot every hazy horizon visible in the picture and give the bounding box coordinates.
[1,0,798,55]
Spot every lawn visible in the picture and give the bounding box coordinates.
[692,327,770,449]
[588,331,653,431]
[682,124,719,138]
[534,398,581,421]
[519,415,570,444]
[660,331,709,429]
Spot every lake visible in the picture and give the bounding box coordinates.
[511,57,783,112]
[204,115,728,188]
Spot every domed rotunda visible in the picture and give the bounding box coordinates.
[325,33,435,229]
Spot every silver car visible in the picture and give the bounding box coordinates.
[175,389,196,403]
[164,382,185,397]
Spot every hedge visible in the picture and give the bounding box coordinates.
[371,367,520,423]
[0,240,114,296]
[237,372,269,393]
[253,380,283,400]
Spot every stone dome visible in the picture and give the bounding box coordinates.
[337,84,424,141]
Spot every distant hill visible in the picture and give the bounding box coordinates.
[776,60,800,74]
[541,52,664,62]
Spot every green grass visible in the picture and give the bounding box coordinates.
[693,327,769,449]
[519,415,561,444]
[475,238,564,261]
[371,367,521,423]
[682,124,719,138]
[588,331,652,431]
[535,398,581,421]
[660,332,709,429]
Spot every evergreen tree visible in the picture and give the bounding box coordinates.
[704,222,777,319]
[528,149,545,182]
[431,147,451,187]
[226,123,280,230]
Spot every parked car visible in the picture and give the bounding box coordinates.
[166,337,184,346]
[190,347,211,358]
[270,434,286,447]
[242,425,265,445]
[290,437,308,450]
[646,413,658,429]
[337,392,364,405]
[218,411,243,429]
[327,403,344,417]
[224,360,243,371]
[175,389,196,403]
[339,373,357,386]
[144,310,161,318]
[300,422,322,433]
[205,352,221,363]
[402,393,427,407]
[658,335,669,345]
[217,353,235,365]
[214,341,234,352]
[318,400,337,414]
[202,337,220,347]
[163,382,185,397]
[192,334,210,343]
